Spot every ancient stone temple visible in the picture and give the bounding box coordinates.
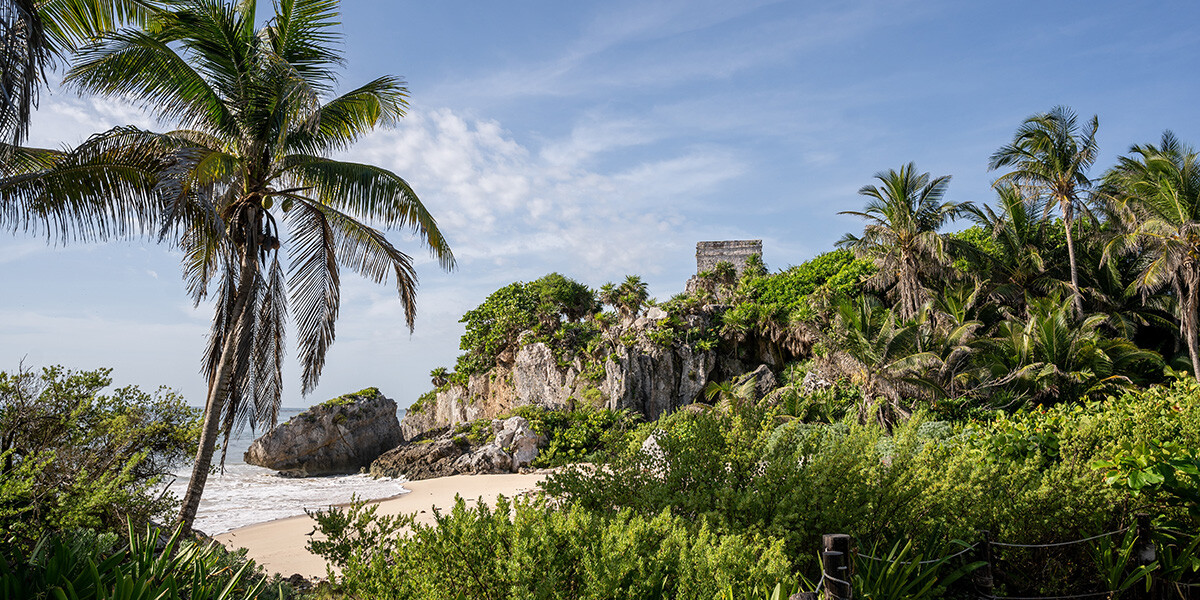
[695,240,762,275]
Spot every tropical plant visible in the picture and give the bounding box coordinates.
[0,364,198,546]
[838,162,965,319]
[429,367,449,388]
[989,105,1100,313]
[0,0,160,147]
[1103,131,1200,379]
[600,275,649,323]
[0,524,285,600]
[48,0,453,531]
[977,294,1161,405]
[966,182,1062,309]
[822,295,941,426]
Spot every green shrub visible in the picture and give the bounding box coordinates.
[0,365,200,547]
[308,496,794,600]
[0,525,286,600]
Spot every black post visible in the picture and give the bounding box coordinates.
[1133,514,1157,600]
[823,533,852,600]
[974,530,995,599]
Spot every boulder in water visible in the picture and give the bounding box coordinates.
[244,388,402,477]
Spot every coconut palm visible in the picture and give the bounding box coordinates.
[837,162,965,320]
[823,295,941,427]
[965,182,1062,310]
[0,0,160,147]
[56,0,453,530]
[977,294,1161,405]
[1103,131,1200,379]
[989,106,1099,314]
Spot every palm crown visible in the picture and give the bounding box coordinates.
[837,162,962,319]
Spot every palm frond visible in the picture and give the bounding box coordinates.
[283,156,455,270]
[285,198,340,395]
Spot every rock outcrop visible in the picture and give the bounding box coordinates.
[245,388,402,477]
[400,329,721,441]
[371,416,543,480]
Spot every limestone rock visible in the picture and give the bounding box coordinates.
[733,364,778,400]
[245,388,402,477]
[370,416,542,480]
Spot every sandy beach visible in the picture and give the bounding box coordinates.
[214,472,548,578]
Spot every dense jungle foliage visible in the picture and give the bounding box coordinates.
[325,109,1200,599]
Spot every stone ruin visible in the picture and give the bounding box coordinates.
[695,240,762,275]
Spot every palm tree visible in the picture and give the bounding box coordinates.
[978,294,1160,405]
[989,105,1099,314]
[600,275,649,325]
[55,0,454,531]
[0,0,159,147]
[823,295,941,427]
[965,183,1061,310]
[837,162,964,320]
[1103,131,1200,379]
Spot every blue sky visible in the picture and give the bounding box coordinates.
[3,0,1199,410]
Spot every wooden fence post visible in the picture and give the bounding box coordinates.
[1133,513,1158,600]
[822,533,852,600]
[973,529,995,599]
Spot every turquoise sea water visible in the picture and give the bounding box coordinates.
[167,407,410,534]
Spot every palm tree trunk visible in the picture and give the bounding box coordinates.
[177,217,259,533]
[1062,204,1083,315]
[1185,271,1200,381]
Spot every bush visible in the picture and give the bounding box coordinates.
[308,496,794,600]
[0,525,286,600]
[510,406,641,467]
[541,383,1200,594]
[0,365,200,547]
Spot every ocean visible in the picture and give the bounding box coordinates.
[166,407,411,535]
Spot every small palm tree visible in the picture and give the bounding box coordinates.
[429,367,449,388]
[838,162,965,319]
[989,105,1099,314]
[601,275,649,324]
[966,183,1063,310]
[823,295,941,427]
[978,294,1160,405]
[1103,131,1200,379]
[40,0,455,531]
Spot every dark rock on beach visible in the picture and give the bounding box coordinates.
[370,416,543,480]
[244,388,402,477]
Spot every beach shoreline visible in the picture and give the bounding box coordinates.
[214,472,548,578]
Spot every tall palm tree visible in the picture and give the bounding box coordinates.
[55,0,454,531]
[0,0,160,147]
[1103,131,1200,379]
[989,105,1099,314]
[837,162,964,319]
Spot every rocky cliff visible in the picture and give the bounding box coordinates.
[400,307,726,441]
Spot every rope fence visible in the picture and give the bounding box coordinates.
[801,515,1199,600]
[990,527,1130,549]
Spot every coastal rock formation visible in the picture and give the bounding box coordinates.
[399,331,721,441]
[371,416,543,480]
[244,388,402,477]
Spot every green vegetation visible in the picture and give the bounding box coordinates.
[307,496,794,600]
[0,365,199,549]
[314,106,1200,598]
[1,525,287,600]
[451,406,639,467]
[456,273,601,378]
